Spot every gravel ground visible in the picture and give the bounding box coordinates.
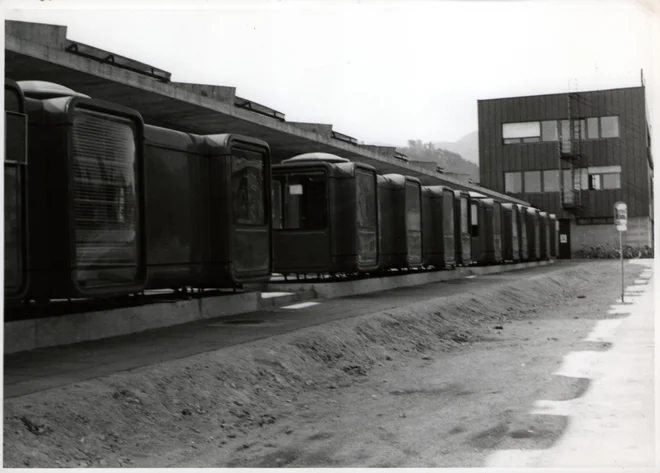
[3,261,646,468]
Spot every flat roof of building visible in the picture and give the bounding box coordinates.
[478,85,645,103]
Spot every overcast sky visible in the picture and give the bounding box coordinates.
[3,0,659,147]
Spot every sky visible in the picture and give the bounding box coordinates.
[3,0,659,147]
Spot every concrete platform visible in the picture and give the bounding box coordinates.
[4,261,552,356]
[4,290,313,356]
[264,260,553,298]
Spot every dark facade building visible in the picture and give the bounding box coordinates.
[478,85,653,257]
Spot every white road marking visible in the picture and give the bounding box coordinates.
[583,319,623,343]
[465,275,476,279]
[260,292,294,299]
[281,301,320,309]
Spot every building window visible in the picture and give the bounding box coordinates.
[543,170,559,192]
[587,166,621,191]
[504,171,522,193]
[503,115,620,145]
[541,121,558,142]
[602,172,621,189]
[587,117,599,139]
[471,202,479,237]
[524,171,542,193]
[600,116,620,138]
[502,121,540,144]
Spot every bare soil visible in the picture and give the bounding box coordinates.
[3,261,643,468]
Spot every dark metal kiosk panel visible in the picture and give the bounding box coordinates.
[403,176,423,266]
[378,174,422,270]
[517,204,529,261]
[539,211,551,260]
[272,153,379,275]
[421,186,456,269]
[470,199,484,264]
[501,203,520,262]
[144,125,208,289]
[23,94,147,300]
[4,79,29,301]
[204,134,272,285]
[492,200,503,263]
[525,208,541,261]
[549,214,558,258]
[453,190,472,265]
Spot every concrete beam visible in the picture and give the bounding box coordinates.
[170,81,235,103]
[288,122,334,136]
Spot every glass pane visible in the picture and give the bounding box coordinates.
[405,182,421,232]
[5,112,27,164]
[405,182,422,260]
[232,150,265,225]
[603,172,621,189]
[587,117,599,139]
[590,174,602,190]
[541,120,558,142]
[503,138,521,145]
[522,137,540,143]
[543,170,559,192]
[505,172,522,193]
[71,108,139,288]
[524,171,541,193]
[4,165,23,292]
[356,170,377,230]
[271,179,283,229]
[502,122,540,139]
[601,116,619,138]
[471,202,479,236]
[283,173,326,230]
[461,197,468,233]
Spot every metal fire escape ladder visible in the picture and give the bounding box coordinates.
[559,83,583,212]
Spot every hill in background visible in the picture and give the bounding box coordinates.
[433,130,479,165]
[397,132,479,183]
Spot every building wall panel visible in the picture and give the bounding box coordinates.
[478,86,651,222]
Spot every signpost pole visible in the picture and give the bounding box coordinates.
[614,201,627,303]
[620,230,624,303]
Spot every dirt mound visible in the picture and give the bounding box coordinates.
[3,263,623,468]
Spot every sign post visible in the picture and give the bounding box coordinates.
[614,202,627,303]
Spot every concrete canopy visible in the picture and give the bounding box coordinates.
[4,20,529,206]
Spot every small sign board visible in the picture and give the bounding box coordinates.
[614,201,627,231]
[560,234,568,244]
[289,184,303,195]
